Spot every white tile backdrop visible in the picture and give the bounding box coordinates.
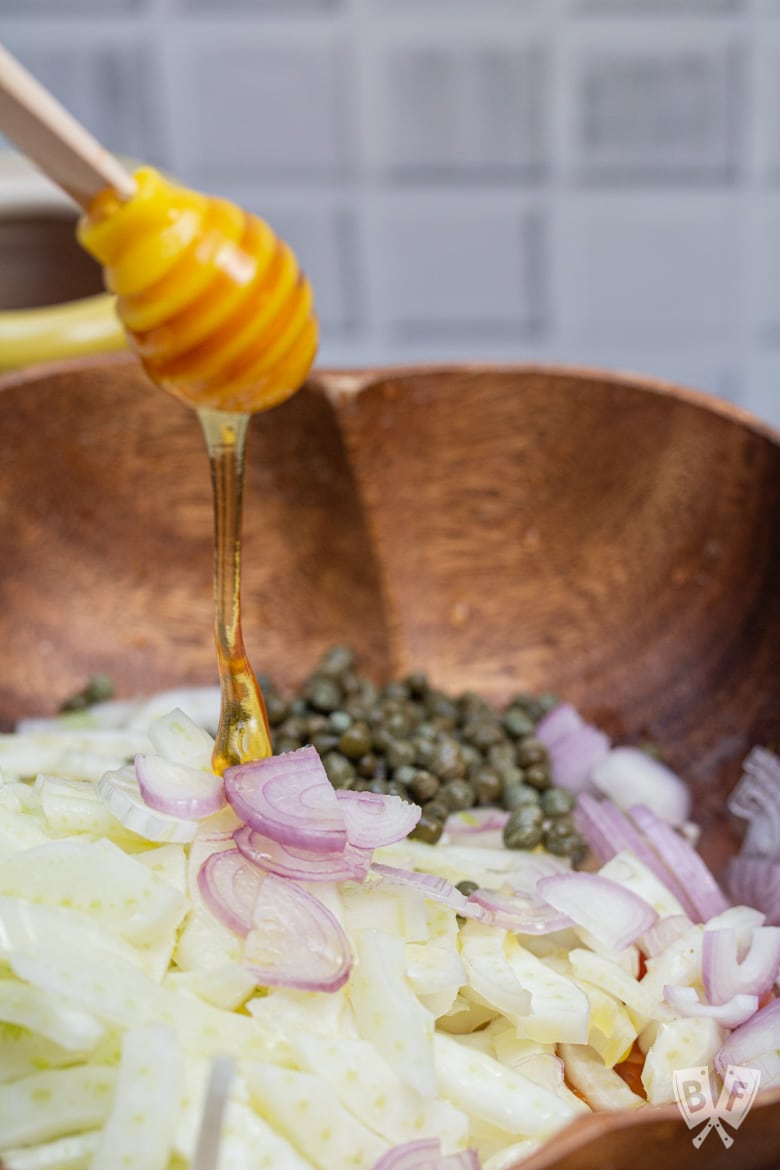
[1,0,778,427]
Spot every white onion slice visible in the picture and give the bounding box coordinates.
[468,887,573,935]
[134,754,225,819]
[714,998,780,1084]
[629,804,729,923]
[372,1139,480,1170]
[224,746,347,853]
[148,707,215,770]
[244,872,352,992]
[234,824,372,883]
[197,848,264,936]
[537,872,657,951]
[663,985,758,1028]
[335,790,421,849]
[592,747,691,826]
[97,765,198,844]
[640,914,695,958]
[702,925,780,1004]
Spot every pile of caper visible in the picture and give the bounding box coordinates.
[260,646,587,863]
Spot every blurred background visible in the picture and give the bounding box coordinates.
[1,0,779,428]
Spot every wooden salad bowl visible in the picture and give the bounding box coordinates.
[0,354,778,1170]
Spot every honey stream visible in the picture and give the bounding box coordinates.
[198,408,273,775]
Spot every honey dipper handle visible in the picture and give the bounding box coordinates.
[0,41,136,208]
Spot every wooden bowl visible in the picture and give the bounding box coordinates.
[0,354,778,1170]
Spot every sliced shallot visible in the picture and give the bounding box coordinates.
[335,790,421,849]
[726,856,780,926]
[537,871,657,951]
[663,984,758,1029]
[372,1138,480,1170]
[234,824,372,883]
[728,747,780,861]
[702,925,780,1004]
[244,872,352,992]
[370,862,482,916]
[197,848,263,936]
[468,886,573,935]
[135,753,225,819]
[547,725,611,794]
[224,746,347,853]
[714,998,780,1085]
[535,703,585,749]
[629,803,729,923]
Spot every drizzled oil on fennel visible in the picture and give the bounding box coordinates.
[198,408,272,775]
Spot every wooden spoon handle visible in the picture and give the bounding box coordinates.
[0,41,136,209]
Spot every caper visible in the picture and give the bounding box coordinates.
[487,742,517,769]
[524,763,551,790]
[545,832,587,863]
[393,765,417,789]
[473,768,503,805]
[289,697,308,717]
[405,672,429,697]
[279,716,307,741]
[503,804,544,849]
[537,693,559,715]
[502,783,541,811]
[264,692,289,726]
[440,778,476,811]
[306,714,331,737]
[317,645,356,677]
[456,880,479,898]
[516,737,547,767]
[540,787,575,817]
[357,752,380,779]
[411,813,445,845]
[425,691,459,725]
[422,798,450,822]
[273,736,301,755]
[305,675,343,713]
[311,733,339,755]
[413,738,437,770]
[372,726,395,754]
[430,737,466,781]
[409,769,440,803]
[340,669,361,695]
[458,691,492,719]
[365,778,389,795]
[462,719,504,751]
[322,751,355,789]
[329,710,352,734]
[493,763,525,789]
[386,781,409,799]
[502,706,535,739]
[338,721,373,760]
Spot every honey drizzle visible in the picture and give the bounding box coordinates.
[198,408,272,775]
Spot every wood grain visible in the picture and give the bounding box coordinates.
[0,354,778,1170]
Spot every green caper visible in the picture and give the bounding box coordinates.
[411,813,445,845]
[409,769,440,803]
[372,727,396,754]
[413,737,437,770]
[393,765,417,789]
[430,737,466,781]
[386,781,409,799]
[311,733,340,755]
[279,716,307,741]
[502,706,535,739]
[404,671,428,697]
[338,721,373,760]
[524,763,551,790]
[456,880,479,898]
[425,691,459,724]
[264,692,289,726]
[357,752,380,779]
[516,737,548,767]
[305,675,343,713]
[387,739,416,771]
[502,783,541,811]
[540,787,575,817]
[322,751,355,789]
[487,742,517,769]
[329,710,352,734]
[503,804,544,849]
[317,645,356,677]
[440,778,476,811]
[545,832,587,863]
[305,713,331,737]
[273,736,301,755]
[462,719,505,751]
[289,697,308,717]
[472,768,503,805]
[422,798,450,822]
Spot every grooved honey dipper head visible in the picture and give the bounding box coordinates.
[78,167,318,413]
